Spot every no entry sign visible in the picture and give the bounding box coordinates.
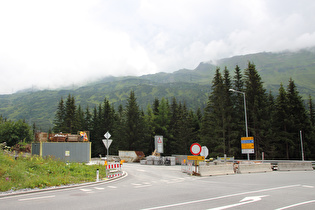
[190,143,202,155]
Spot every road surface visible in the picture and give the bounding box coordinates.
[0,163,314,209]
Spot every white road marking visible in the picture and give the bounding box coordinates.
[275,200,315,210]
[302,185,314,188]
[141,185,300,210]
[94,187,104,190]
[134,184,152,188]
[19,195,55,201]
[208,195,269,210]
[80,189,92,192]
[107,186,117,189]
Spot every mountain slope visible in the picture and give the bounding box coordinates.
[0,48,314,131]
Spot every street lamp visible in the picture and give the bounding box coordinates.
[229,89,250,160]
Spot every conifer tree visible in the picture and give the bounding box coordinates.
[74,104,84,131]
[154,97,170,154]
[230,65,244,157]
[201,67,225,156]
[243,62,268,159]
[168,97,179,154]
[286,78,312,159]
[176,102,192,154]
[125,91,142,150]
[143,104,156,153]
[222,67,234,156]
[102,98,115,133]
[112,104,127,152]
[83,106,92,131]
[64,94,76,133]
[53,97,65,133]
[273,83,291,159]
[91,106,104,157]
[309,95,314,127]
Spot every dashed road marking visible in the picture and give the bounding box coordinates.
[19,195,55,201]
[107,186,117,189]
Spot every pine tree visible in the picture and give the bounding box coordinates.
[201,67,225,157]
[143,104,156,153]
[83,106,92,131]
[112,104,127,153]
[153,98,160,116]
[230,65,244,157]
[64,94,76,133]
[264,91,276,158]
[244,62,268,159]
[154,97,170,154]
[102,98,115,133]
[176,102,192,155]
[286,78,312,159]
[309,95,314,127]
[307,95,315,159]
[91,106,104,157]
[273,84,291,159]
[168,97,179,154]
[53,97,65,133]
[222,67,234,156]
[74,104,84,131]
[125,91,142,150]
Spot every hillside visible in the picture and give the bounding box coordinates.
[0,48,314,131]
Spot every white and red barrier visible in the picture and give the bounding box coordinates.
[106,163,121,170]
[106,162,122,179]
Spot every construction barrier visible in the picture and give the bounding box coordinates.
[199,163,235,176]
[106,162,122,179]
[277,162,313,171]
[181,160,194,174]
[237,163,272,174]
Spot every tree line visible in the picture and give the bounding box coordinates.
[0,116,33,147]
[53,62,315,160]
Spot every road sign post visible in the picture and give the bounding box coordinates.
[189,143,202,175]
[155,136,164,153]
[200,146,209,159]
[241,137,254,160]
[103,131,112,158]
[190,143,202,156]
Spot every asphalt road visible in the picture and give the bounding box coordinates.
[0,163,314,210]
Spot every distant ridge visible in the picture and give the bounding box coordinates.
[0,48,314,131]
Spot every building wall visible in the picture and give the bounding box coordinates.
[31,142,91,163]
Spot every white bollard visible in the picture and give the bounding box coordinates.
[96,169,99,182]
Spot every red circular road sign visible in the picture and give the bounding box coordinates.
[190,143,202,155]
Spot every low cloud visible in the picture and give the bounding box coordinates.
[0,0,315,94]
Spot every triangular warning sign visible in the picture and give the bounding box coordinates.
[158,137,162,143]
[102,139,113,149]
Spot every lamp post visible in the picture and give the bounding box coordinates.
[229,89,250,160]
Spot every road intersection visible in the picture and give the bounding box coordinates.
[0,163,314,210]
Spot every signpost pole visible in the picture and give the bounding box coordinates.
[107,138,109,159]
[103,131,112,160]
[229,89,250,160]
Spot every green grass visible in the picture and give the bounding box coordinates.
[0,150,107,192]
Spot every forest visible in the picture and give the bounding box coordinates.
[51,62,315,160]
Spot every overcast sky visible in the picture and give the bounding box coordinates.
[1,0,315,94]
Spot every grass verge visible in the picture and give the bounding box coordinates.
[0,150,107,192]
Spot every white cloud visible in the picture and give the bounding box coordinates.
[0,0,315,94]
